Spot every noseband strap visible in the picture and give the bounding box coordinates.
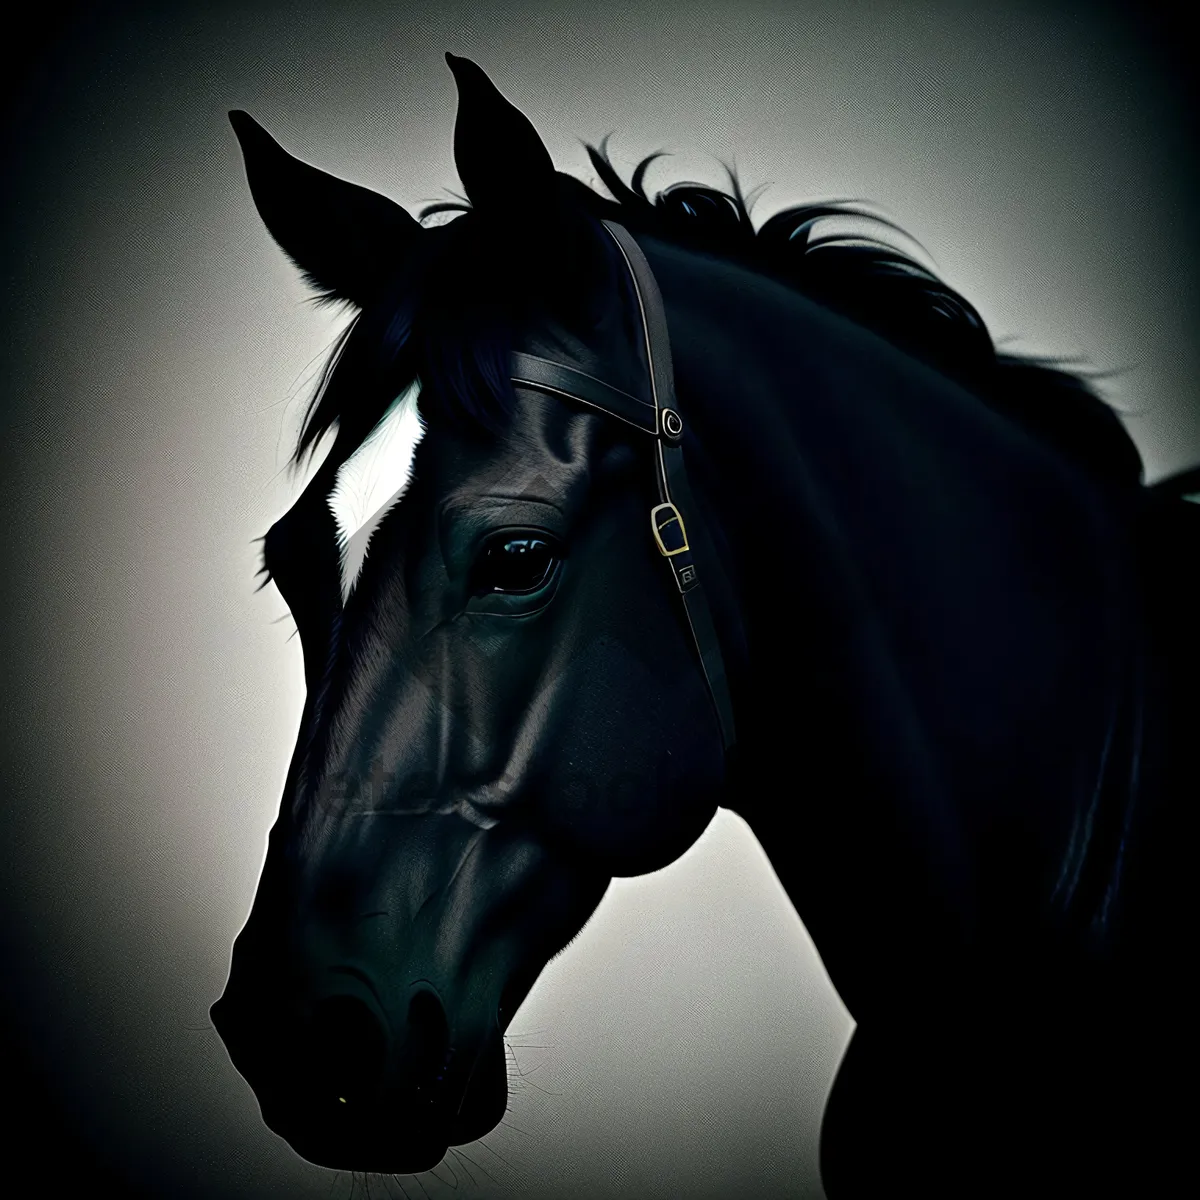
[510,219,737,754]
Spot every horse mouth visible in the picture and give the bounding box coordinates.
[279,1118,452,1175]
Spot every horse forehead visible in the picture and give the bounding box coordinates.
[429,392,603,500]
[319,386,601,604]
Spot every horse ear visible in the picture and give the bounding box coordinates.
[229,110,422,307]
[445,54,557,212]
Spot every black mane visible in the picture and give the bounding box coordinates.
[291,141,1143,488]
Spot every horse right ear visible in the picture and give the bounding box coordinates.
[229,111,423,308]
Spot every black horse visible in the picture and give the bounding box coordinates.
[212,55,1198,1197]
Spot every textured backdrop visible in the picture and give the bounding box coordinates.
[2,2,1197,1197]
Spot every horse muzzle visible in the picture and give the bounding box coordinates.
[212,976,508,1172]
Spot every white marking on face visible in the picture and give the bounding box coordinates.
[328,378,426,603]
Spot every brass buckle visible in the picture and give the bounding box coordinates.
[651,502,690,557]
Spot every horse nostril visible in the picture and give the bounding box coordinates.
[406,989,450,1092]
[309,995,388,1105]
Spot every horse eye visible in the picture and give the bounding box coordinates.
[469,535,560,596]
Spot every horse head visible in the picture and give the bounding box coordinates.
[211,55,734,1173]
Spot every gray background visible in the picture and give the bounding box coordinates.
[2,2,1197,1197]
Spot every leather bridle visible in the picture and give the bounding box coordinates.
[510,219,737,755]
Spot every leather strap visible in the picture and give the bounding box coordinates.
[510,353,658,435]
[510,221,737,754]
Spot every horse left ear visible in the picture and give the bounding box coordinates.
[229,110,424,307]
[445,53,557,213]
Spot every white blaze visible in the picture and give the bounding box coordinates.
[328,378,426,603]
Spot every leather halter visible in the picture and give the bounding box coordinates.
[510,219,737,754]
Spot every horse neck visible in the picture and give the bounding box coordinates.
[658,241,1142,1004]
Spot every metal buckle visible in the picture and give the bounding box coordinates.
[651,502,690,557]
